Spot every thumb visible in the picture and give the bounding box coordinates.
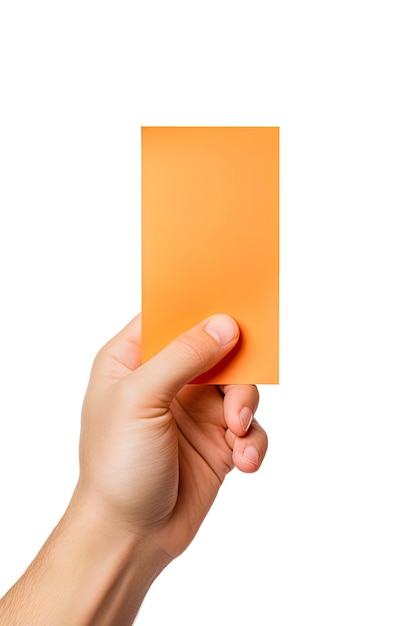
[130,314,240,410]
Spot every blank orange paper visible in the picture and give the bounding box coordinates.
[141,126,279,384]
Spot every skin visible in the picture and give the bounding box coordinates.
[0,313,268,625]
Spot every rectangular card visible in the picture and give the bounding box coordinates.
[142,126,279,384]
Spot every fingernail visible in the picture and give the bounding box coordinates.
[239,407,253,433]
[204,315,239,346]
[243,445,260,466]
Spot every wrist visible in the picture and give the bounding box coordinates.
[59,487,173,625]
[0,487,172,626]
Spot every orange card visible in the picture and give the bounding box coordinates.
[141,126,279,384]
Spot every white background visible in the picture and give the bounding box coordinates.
[1,2,416,624]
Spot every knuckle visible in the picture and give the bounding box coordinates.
[91,340,112,370]
[92,347,106,369]
[174,333,213,367]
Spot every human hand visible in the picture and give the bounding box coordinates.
[76,313,268,558]
[0,313,268,624]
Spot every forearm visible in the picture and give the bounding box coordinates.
[0,490,171,625]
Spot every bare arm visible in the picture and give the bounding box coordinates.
[0,495,169,625]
